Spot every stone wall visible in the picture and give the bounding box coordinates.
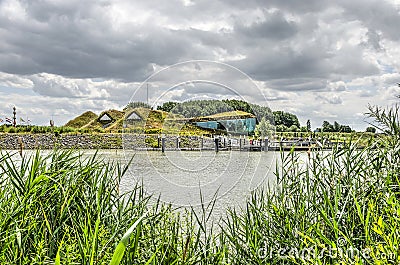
[0,133,216,150]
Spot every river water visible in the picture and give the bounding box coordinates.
[122,150,277,208]
[3,149,282,219]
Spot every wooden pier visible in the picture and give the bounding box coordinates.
[127,135,333,152]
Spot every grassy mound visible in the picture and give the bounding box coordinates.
[65,111,98,128]
[81,109,124,131]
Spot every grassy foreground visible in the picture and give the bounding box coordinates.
[0,105,399,264]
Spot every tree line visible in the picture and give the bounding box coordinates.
[321,120,352,133]
[127,100,363,134]
[155,99,300,130]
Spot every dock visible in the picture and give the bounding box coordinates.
[124,135,337,152]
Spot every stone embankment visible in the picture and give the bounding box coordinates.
[0,133,215,150]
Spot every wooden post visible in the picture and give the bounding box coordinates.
[214,138,219,153]
[264,137,269,152]
[239,136,242,151]
[162,137,165,153]
[18,136,23,157]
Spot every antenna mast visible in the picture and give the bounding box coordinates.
[147,83,149,105]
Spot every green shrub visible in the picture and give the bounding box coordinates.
[94,127,105,133]
[145,137,159,148]
[144,128,161,134]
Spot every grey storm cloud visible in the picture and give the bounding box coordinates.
[0,0,391,86]
[234,10,299,40]
[219,0,330,13]
[338,0,400,41]
[266,78,329,92]
[0,0,198,81]
[1,0,400,129]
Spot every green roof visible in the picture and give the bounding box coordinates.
[190,110,255,122]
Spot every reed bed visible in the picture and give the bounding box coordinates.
[0,104,399,264]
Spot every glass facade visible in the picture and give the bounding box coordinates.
[195,118,256,134]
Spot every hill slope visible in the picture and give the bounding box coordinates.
[65,111,98,128]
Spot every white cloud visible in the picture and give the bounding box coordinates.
[0,0,399,130]
[30,73,111,99]
[316,94,343,105]
[0,72,33,89]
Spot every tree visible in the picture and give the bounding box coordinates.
[249,103,274,123]
[366,126,376,133]
[255,117,275,138]
[273,111,300,128]
[334,121,340,132]
[125,101,151,110]
[306,119,311,132]
[222,99,252,113]
[289,125,299,132]
[276,124,288,132]
[322,121,334,132]
[157,101,178,112]
[340,125,352,133]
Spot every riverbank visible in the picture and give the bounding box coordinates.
[0,133,362,151]
[0,133,217,150]
[0,133,122,149]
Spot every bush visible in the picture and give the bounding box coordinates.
[145,137,159,148]
[30,126,39,134]
[366,126,376,133]
[144,128,161,134]
[94,127,105,133]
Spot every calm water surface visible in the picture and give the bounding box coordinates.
[121,150,278,212]
[4,149,288,218]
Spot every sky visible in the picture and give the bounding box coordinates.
[1,0,400,131]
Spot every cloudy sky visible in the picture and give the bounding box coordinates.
[1,0,400,130]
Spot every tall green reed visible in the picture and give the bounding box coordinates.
[0,150,220,264]
[221,104,400,264]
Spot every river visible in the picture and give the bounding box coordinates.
[81,149,279,217]
[3,149,284,220]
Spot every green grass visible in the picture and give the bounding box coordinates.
[65,111,98,128]
[0,103,399,264]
